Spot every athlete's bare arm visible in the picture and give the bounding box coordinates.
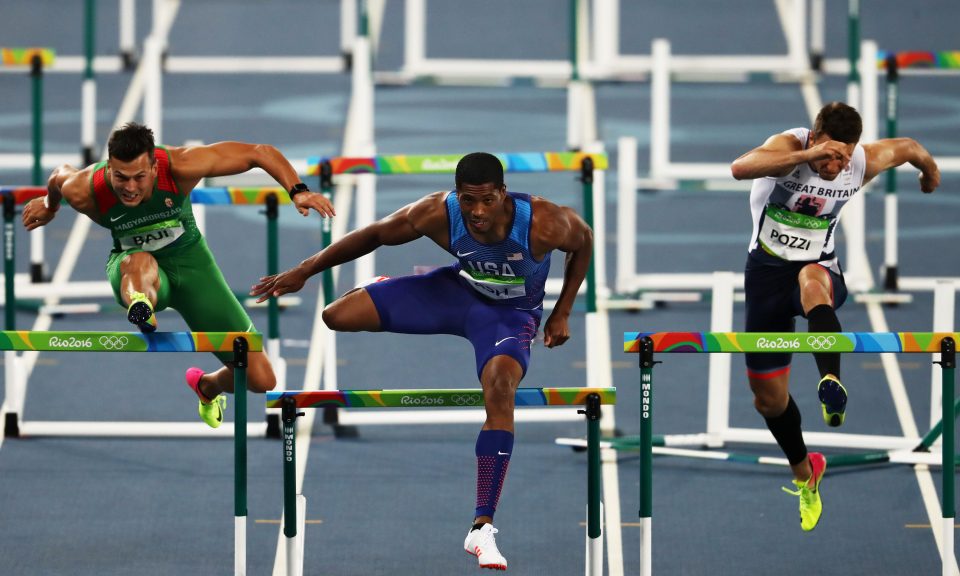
[529,198,593,348]
[862,138,940,192]
[731,133,851,180]
[168,142,336,217]
[250,191,449,302]
[22,164,100,230]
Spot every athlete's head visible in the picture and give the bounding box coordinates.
[810,102,862,180]
[107,122,158,206]
[455,152,508,235]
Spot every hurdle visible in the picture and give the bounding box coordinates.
[0,330,257,576]
[0,186,298,438]
[266,386,616,576]
[870,51,960,291]
[624,331,958,576]
[577,271,958,455]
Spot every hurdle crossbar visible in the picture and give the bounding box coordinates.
[0,331,257,576]
[270,387,615,576]
[624,332,957,576]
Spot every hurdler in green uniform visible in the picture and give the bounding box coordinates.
[25,123,336,428]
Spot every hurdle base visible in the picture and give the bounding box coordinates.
[29,263,48,284]
[266,413,282,439]
[882,265,900,295]
[4,412,19,437]
[332,424,360,438]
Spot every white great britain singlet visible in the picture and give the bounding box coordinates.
[747,127,866,273]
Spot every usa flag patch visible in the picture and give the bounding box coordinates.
[507,252,522,261]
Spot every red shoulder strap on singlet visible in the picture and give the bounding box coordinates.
[91,165,117,215]
[154,148,180,195]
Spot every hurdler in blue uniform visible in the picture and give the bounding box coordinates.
[251,152,593,571]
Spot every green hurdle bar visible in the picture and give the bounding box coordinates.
[623,331,957,576]
[0,330,260,576]
[265,387,616,576]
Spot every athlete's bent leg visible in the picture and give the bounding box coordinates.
[749,372,813,482]
[471,354,522,528]
[322,287,382,332]
[195,351,276,398]
[798,264,847,426]
[119,251,161,307]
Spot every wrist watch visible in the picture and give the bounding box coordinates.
[289,182,310,200]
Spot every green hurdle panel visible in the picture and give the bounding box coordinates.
[304,151,608,176]
[0,330,262,352]
[267,386,616,409]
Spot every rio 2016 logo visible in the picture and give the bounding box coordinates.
[755,337,801,350]
[400,395,445,406]
[48,336,94,349]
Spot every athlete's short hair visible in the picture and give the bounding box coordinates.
[456,152,504,189]
[108,122,156,163]
[813,102,862,144]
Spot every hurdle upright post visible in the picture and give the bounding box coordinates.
[234,336,249,576]
[281,396,306,576]
[639,337,655,576]
[318,160,344,432]
[938,337,956,576]
[883,53,900,291]
[582,392,603,576]
[264,192,283,438]
[2,193,20,437]
[30,53,47,283]
[82,0,97,166]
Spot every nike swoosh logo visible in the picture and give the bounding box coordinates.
[110,214,125,222]
[456,250,477,257]
[215,401,223,423]
[497,451,511,456]
[494,337,517,346]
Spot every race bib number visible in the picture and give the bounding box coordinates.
[458,269,527,300]
[118,224,185,251]
[758,205,830,261]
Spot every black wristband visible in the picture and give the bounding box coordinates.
[288,182,310,200]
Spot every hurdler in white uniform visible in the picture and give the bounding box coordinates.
[748,127,867,273]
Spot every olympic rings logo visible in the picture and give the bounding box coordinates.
[806,335,837,350]
[98,335,130,350]
[450,394,482,407]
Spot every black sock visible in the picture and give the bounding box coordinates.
[764,396,807,466]
[472,522,487,531]
[807,304,841,379]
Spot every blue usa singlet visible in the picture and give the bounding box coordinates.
[445,191,551,310]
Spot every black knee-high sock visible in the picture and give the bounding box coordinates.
[807,304,841,379]
[764,395,807,466]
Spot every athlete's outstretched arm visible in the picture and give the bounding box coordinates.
[731,133,851,180]
[22,164,98,230]
[250,192,446,302]
[170,142,336,217]
[862,138,940,192]
[535,203,592,348]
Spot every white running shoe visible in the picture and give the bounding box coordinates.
[464,524,508,571]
